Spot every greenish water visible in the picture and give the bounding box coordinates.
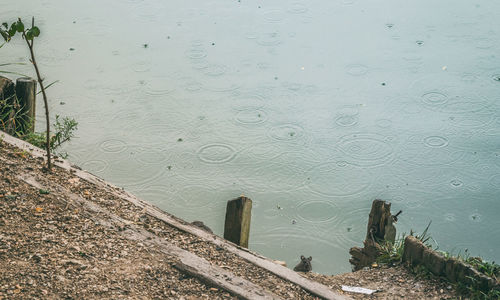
[1,0,499,274]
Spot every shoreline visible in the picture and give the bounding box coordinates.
[0,130,462,299]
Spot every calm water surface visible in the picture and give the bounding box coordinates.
[2,0,499,274]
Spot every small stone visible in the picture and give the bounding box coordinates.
[273,260,287,267]
[32,254,42,263]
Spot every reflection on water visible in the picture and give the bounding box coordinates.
[2,0,499,274]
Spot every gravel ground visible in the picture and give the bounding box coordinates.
[0,136,461,299]
[305,265,459,299]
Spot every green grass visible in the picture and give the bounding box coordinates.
[376,233,406,265]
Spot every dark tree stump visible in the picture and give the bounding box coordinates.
[349,199,394,271]
[365,199,392,241]
[0,76,15,101]
[0,76,17,134]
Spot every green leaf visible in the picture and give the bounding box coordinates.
[16,20,24,32]
[37,80,59,95]
[0,62,27,67]
[0,28,9,42]
[25,26,40,41]
[31,26,40,37]
[8,23,17,37]
[2,23,8,29]
[25,30,33,40]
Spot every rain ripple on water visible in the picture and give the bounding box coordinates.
[305,161,372,197]
[412,74,495,114]
[423,136,449,148]
[99,139,128,154]
[345,64,369,76]
[81,159,109,173]
[197,143,237,164]
[268,124,306,142]
[234,109,268,125]
[288,3,308,14]
[398,135,465,166]
[338,133,394,166]
[263,9,286,23]
[295,200,338,224]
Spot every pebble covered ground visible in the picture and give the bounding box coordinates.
[0,136,460,299]
[305,266,459,299]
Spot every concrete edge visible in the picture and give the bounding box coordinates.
[403,236,498,292]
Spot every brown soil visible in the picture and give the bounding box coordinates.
[305,266,459,299]
[0,134,461,299]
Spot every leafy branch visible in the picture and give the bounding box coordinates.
[1,17,53,170]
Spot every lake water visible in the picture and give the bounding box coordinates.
[2,0,499,274]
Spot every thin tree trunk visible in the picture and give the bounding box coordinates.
[22,17,51,170]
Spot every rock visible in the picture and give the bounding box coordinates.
[191,221,213,233]
[62,259,87,270]
[31,254,42,263]
[273,260,287,267]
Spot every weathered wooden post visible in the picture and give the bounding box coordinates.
[15,77,37,133]
[224,196,252,248]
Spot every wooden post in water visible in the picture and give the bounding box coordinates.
[224,196,252,248]
[15,77,37,133]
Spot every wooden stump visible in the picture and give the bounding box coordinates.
[349,199,394,271]
[0,76,15,100]
[224,196,252,248]
[0,76,17,134]
[15,78,37,133]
